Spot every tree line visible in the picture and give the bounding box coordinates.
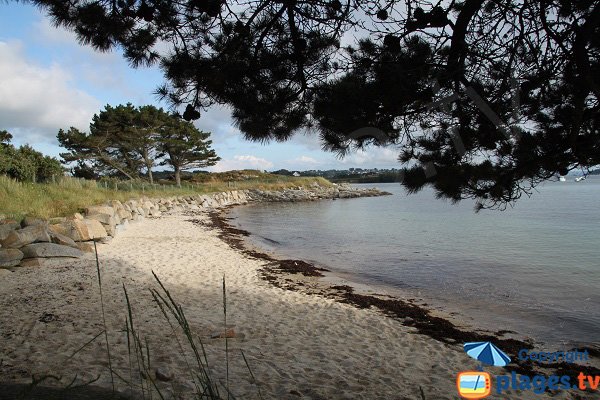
[0,130,64,183]
[58,104,220,187]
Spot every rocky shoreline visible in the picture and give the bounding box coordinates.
[0,183,390,270]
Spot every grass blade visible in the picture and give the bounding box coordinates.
[223,275,229,400]
[94,241,114,392]
[241,350,263,400]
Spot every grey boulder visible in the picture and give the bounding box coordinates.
[20,243,83,259]
[0,224,18,241]
[49,231,79,248]
[0,225,51,248]
[0,248,24,267]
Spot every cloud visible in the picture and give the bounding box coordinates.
[294,155,319,164]
[339,147,400,166]
[30,15,161,104]
[208,155,274,172]
[31,17,117,63]
[0,41,100,145]
[193,104,240,144]
[289,128,323,151]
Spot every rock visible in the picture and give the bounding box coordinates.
[155,366,174,382]
[99,236,113,244]
[103,223,116,237]
[210,328,236,339]
[0,225,51,248]
[76,242,96,253]
[0,224,18,241]
[86,213,118,226]
[21,243,83,259]
[116,208,132,221]
[0,249,24,267]
[49,231,78,248]
[73,213,84,220]
[85,205,115,217]
[0,269,12,277]
[81,219,108,240]
[21,217,47,228]
[19,258,50,267]
[49,220,91,242]
[107,200,124,209]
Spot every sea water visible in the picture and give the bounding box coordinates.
[228,177,600,348]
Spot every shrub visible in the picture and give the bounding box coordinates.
[0,133,64,182]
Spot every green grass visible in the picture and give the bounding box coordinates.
[0,173,332,221]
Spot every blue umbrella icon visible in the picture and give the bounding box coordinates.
[464,342,511,367]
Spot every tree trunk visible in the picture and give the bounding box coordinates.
[175,167,181,188]
[99,155,135,181]
[142,149,154,184]
[148,167,154,185]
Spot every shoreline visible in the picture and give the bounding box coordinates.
[211,205,600,381]
[3,210,481,399]
[1,190,600,399]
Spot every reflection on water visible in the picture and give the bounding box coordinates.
[228,177,600,347]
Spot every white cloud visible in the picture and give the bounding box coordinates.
[30,15,158,103]
[294,155,319,164]
[339,147,400,166]
[31,17,117,63]
[193,104,240,143]
[208,155,274,172]
[0,41,100,145]
[289,129,323,151]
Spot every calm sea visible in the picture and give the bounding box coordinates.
[228,177,600,348]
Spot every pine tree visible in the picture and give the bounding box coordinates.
[32,0,598,207]
[159,119,220,187]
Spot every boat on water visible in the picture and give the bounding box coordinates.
[575,176,587,182]
[559,176,567,182]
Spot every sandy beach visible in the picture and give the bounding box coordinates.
[0,210,598,399]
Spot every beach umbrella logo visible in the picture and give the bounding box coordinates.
[464,341,511,367]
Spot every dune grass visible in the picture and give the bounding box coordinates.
[0,173,332,221]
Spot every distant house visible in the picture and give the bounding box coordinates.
[292,171,300,177]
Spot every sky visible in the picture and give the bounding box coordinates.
[0,2,401,172]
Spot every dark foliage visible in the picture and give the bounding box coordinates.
[0,131,64,182]
[57,104,219,182]
[25,0,600,207]
[159,118,220,186]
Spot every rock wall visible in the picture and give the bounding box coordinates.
[0,183,390,269]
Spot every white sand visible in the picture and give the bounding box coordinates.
[0,212,594,399]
